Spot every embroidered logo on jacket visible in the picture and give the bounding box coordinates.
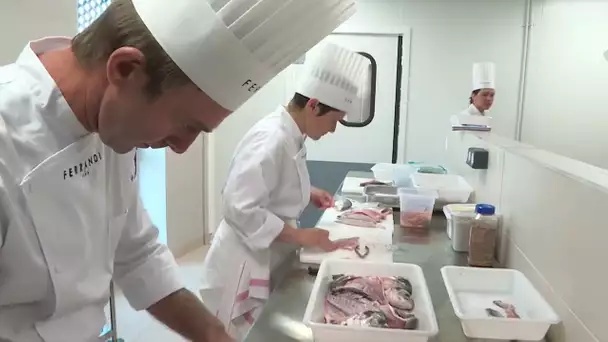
[63,152,102,179]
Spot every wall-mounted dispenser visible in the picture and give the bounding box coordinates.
[467,147,489,169]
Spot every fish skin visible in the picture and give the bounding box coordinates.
[341,310,389,328]
[486,308,504,318]
[324,275,419,330]
[493,300,520,319]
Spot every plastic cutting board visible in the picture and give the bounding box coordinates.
[340,177,374,196]
[299,207,394,265]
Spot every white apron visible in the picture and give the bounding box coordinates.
[200,147,311,340]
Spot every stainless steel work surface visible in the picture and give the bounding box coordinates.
[244,171,472,342]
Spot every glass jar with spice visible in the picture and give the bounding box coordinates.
[468,204,498,267]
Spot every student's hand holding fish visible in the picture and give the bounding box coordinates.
[310,187,335,209]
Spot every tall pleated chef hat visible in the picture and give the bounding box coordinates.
[132,0,357,112]
[295,43,370,122]
[472,62,496,91]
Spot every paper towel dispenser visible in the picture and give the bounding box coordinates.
[467,147,489,169]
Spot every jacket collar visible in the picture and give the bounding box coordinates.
[16,37,89,145]
[467,104,485,116]
[279,106,306,149]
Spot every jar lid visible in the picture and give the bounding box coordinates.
[475,204,496,215]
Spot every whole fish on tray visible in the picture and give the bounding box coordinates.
[336,207,393,228]
[323,274,418,330]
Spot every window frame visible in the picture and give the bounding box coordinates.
[340,51,377,128]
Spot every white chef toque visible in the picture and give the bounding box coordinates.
[472,62,496,91]
[132,0,357,112]
[295,43,369,121]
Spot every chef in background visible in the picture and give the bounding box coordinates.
[461,62,496,116]
[0,0,356,340]
[200,42,370,340]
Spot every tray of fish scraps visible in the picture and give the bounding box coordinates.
[303,259,438,342]
[299,202,395,265]
[441,266,560,340]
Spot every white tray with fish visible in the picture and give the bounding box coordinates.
[441,266,560,341]
[299,203,394,265]
[303,259,438,342]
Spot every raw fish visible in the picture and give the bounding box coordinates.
[323,275,419,330]
[341,310,389,328]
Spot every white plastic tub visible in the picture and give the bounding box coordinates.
[411,173,473,203]
[371,163,398,183]
[441,266,560,341]
[443,204,477,240]
[303,260,439,342]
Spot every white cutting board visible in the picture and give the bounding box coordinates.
[299,207,394,265]
[340,177,374,196]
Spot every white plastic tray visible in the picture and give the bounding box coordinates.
[411,173,473,203]
[441,266,560,341]
[303,260,438,342]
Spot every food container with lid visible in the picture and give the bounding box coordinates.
[443,204,477,251]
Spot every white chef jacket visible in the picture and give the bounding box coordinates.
[0,38,182,341]
[200,107,311,332]
[461,103,484,116]
[221,106,310,251]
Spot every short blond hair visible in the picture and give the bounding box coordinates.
[72,0,191,96]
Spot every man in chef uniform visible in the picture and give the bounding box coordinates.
[450,62,496,129]
[462,62,496,116]
[200,42,369,340]
[0,0,356,340]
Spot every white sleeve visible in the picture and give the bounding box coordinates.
[113,190,183,311]
[222,132,286,251]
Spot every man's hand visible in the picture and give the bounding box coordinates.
[310,187,335,209]
[147,288,234,342]
[297,228,338,252]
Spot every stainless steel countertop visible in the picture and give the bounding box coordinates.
[244,171,472,342]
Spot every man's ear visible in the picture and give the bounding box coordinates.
[106,46,147,88]
[306,98,320,113]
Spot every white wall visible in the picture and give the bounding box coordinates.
[1,0,76,64]
[165,137,208,257]
[390,0,525,164]
[446,131,608,342]
[521,0,608,170]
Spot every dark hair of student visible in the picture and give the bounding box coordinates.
[469,89,481,104]
[289,93,339,116]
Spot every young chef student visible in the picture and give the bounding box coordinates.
[461,62,496,116]
[0,0,356,340]
[200,42,369,339]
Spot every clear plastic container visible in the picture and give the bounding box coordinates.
[398,188,438,228]
[468,204,498,267]
[392,164,414,187]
